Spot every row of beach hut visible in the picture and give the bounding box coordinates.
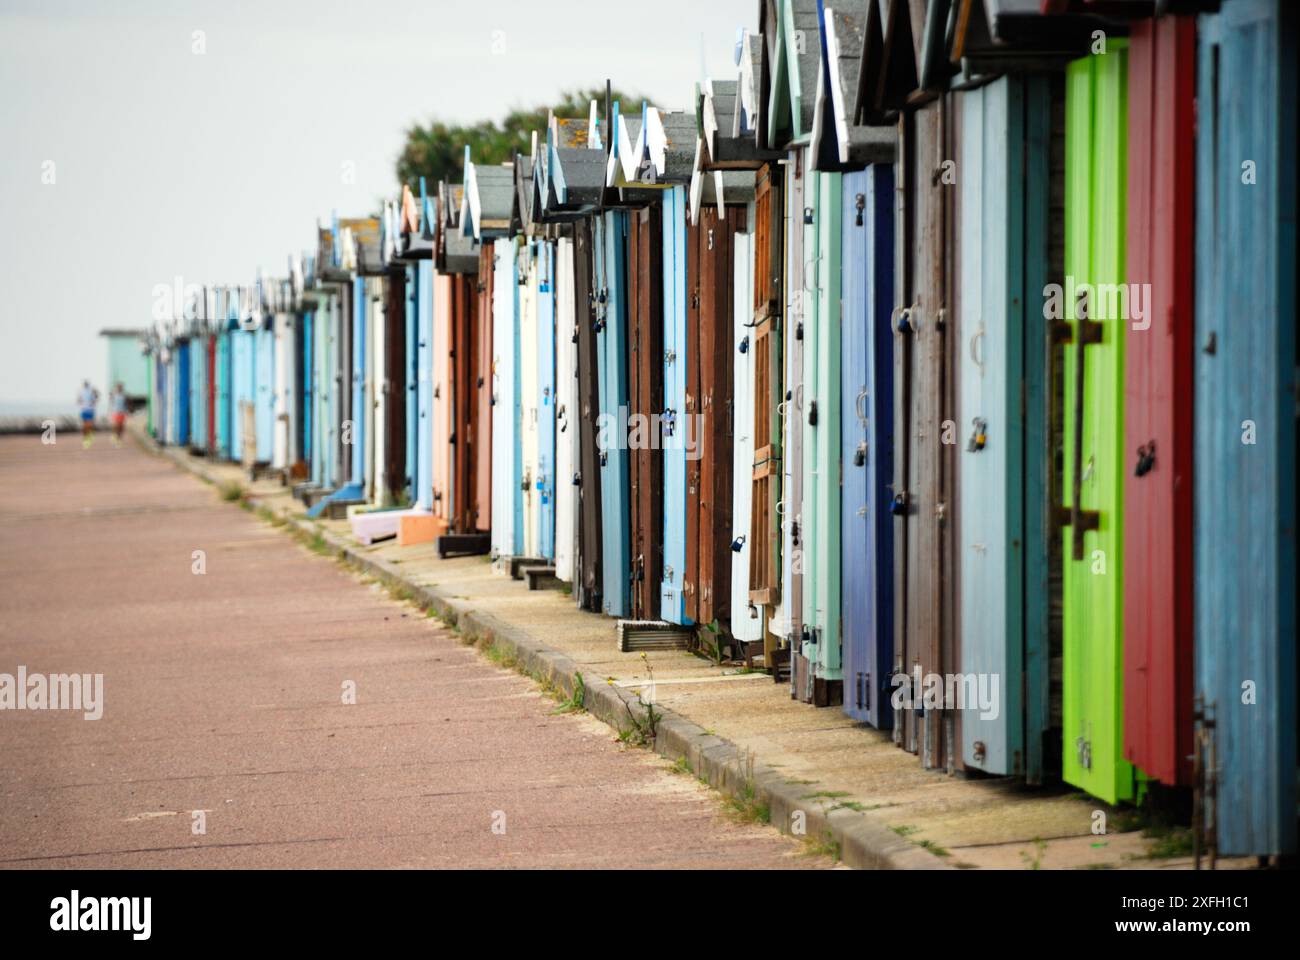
[141,0,1297,859]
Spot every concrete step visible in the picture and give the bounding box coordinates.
[508,557,548,580]
[436,532,490,559]
[524,566,562,591]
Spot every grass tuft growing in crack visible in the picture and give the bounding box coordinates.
[552,671,586,714]
[802,830,842,861]
[218,480,245,502]
[614,656,660,747]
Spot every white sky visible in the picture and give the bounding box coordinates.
[0,0,754,408]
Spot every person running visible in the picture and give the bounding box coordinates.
[77,380,99,449]
[109,382,128,446]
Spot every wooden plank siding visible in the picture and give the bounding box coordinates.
[383,271,407,506]
[693,205,745,628]
[954,76,1052,780]
[554,237,579,582]
[684,215,702,622]
[574,220,604,611]
[781,152,806,660]
[475,246,495,531]
[661,186,693,624]
[894,99,961,770]
[628,206,664,621]
[597,212,632,617]
[1194,0,1297,856]
[430,272,454,536]
[841,163,894,730]
[1123,15,1196,788]
[1060,47,1134,805]
[749,163,783,629]
[731,229,764,644]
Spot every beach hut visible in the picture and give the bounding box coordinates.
[1193,0,1297,857]
[540,109,606,609]
[1122,12,1197,790]
[804,0,898,725]
[553,236,578,585]
[98,328,149,410]
[851,0,962,759]
[953,74,1052,778]
[490,236,521,562]
[1059,43,1134,804]
[215,289,234,460]
[595,211,632,617]
[648,112,701,626]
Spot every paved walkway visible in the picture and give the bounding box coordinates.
[151,443,1234,871]
[0,434,827,868]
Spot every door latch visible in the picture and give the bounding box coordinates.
[1135,440,1156,477]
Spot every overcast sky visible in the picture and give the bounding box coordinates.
[0,0,754,410]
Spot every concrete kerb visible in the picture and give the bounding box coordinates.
[138,430,951,870]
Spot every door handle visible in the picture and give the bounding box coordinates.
[1053,294,1102,560]
[970,324,985,373]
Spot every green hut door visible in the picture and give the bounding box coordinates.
[1060,46,1135,804]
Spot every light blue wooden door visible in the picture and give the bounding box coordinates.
[537,241,557,560]
[350,278,366,484]
[216,330,231,460]
[955,76,1053,776]
[255,326,275,464]
[1195,0,1297,856]
[661,186,692,623]
[599,211,631,616]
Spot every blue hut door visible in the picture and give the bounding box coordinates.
[537,241,557,561]
[661,186,691,624]
[177,341,191,447]
[255,325,275,465]
[598,211,631,617]
[350,278,366,486]
[216,330,231,460]
[1194,0,1298,856]
[841,164,894,729]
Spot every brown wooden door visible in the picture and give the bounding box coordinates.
[451,273,480,532]
[574,220,604,611]
[896,100,960,771]
[627,206,663,620]
[749,164,783,612]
